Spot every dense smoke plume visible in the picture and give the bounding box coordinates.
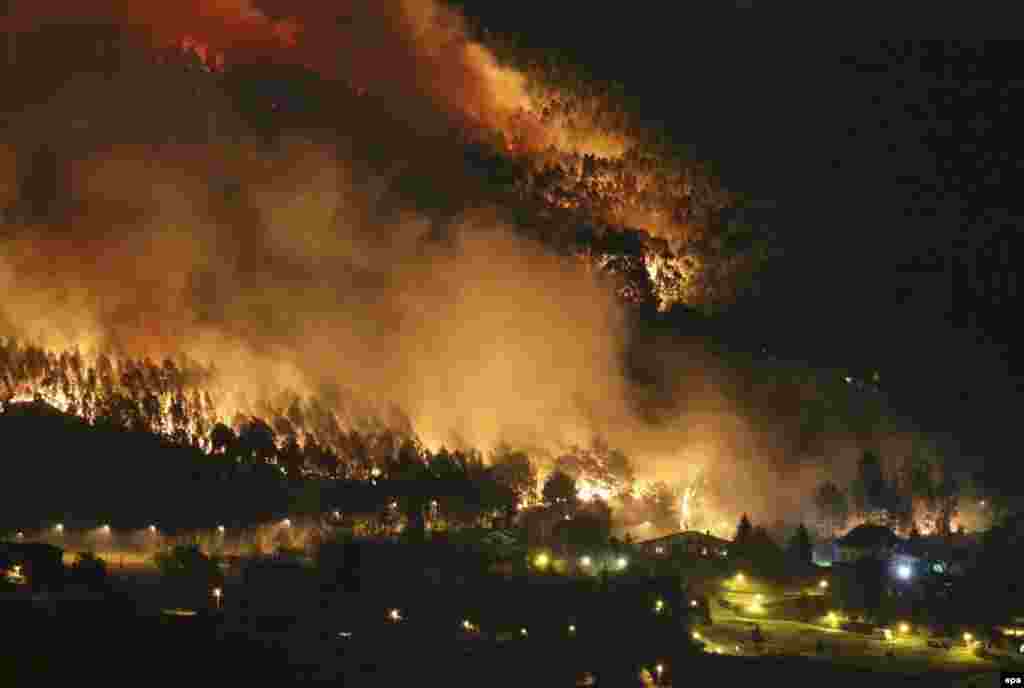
[0,2,922,534]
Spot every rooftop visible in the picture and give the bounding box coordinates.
[639,530,731,547]
[836,524,903,549]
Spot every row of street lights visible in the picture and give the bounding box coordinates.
[533,553,628,571]
[10,518,298,539]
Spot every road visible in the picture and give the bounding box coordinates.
[691,586,1006,679]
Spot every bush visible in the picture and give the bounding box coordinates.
[70,552,108,589]
[153,544,223,606]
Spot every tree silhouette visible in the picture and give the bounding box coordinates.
[237,418,277,465]
[814,481,849,537]
[851,450,886,516]
[735,513,753,545]
[489,445,537,506]
[542,469,578,512]
[210,423,236,457]
[789,523,813,565]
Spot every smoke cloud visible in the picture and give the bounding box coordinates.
[0,1,922,533]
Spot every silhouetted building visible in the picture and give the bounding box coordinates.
[834,524,902,564]
[638,530,730,558]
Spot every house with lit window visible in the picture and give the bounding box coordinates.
[834,525,903,564]
[895,532,983,578]
[637,531,730,559]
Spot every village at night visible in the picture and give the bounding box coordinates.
[2,4,1022,686]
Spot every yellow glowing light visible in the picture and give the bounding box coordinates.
[755,593,763,602]
[899,623,909,634]
[534,553,549,568]
[12,565,21,576]
[736,573,745,583]
[616,557,628,570]
[690,600,698,608]
[963,632,973,643]
[655,599,665,613]
[54,523,63,533]
[211,587,222,599]
[462,619,474,631]
[568,625,576,633]
[884,629,893,641]
[579,556,591,567]
[149,525,157,534]
[388,608,402,622]
[281,519,291,528]
[370,467,381,478]
[100,524,111,534]
[827,612,839,626]
[520,628,528,636]
[819,580,828,589]
[747,603,763,614]
[217,525,225,533]
[655,664,663,674]
[692,631,701,640]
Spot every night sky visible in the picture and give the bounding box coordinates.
[455,6,1020,480]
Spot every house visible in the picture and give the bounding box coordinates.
[812,540,840,567]
[638,531,730,559]
[896,532,983,577]
[834,525,902,564]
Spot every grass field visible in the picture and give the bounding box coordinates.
[694,570,1015,683]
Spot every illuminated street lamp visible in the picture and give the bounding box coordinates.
[211,587,222,609]
[15,531,23,539]
[735,573,745,583]
[568,624,576,634]
[100,524,111,535]
[692,631,701,640]
[690,600,698,608]
[655,664,664,684]
[616,556,628,570]
[217,525,225,534]
[827,612,839,627]
[883,629,893,642]
[148,524,157,534]
[54,523,64,534]
[281,518,291,528]
[534,553,549,568]
[896,564,911,580]
[520,628,528,637]
[388,608,402,622]
[963,632,973,645]
[899,623,910,634]
[654,599,665,613]
[579,556,591,568]
[819,580,828,589]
